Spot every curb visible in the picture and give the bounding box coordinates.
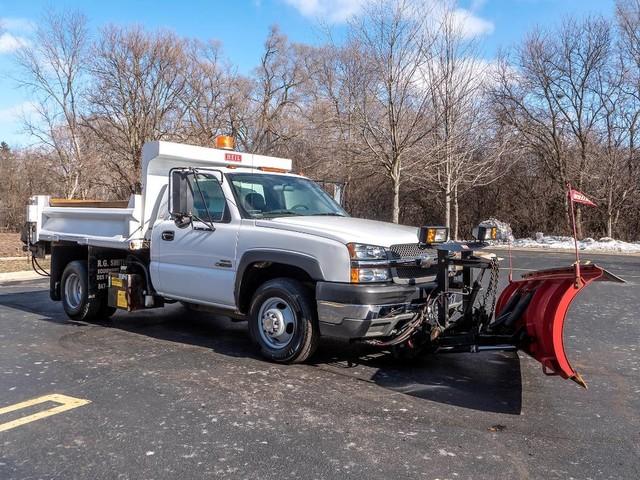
[0,270,48,283]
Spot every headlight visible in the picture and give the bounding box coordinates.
[347,243,387,260]
[350,267,391,283]
[347,243,390,282]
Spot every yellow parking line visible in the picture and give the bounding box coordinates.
[0,394,91,433]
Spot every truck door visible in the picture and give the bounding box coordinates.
[152,172,239,307]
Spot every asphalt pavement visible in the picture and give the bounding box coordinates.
[0,250,638,479]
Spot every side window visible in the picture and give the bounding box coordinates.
[190,176,227,222]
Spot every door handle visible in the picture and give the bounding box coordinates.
[161,230,174,241]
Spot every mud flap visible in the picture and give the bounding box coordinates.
[495,264,624,388]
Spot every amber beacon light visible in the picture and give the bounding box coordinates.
[215,135,235,150]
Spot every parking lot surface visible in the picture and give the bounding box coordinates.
[0,250,638,479]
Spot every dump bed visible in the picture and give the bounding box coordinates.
[27,195,144,251]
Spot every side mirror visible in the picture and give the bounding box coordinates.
[170,169,193,222]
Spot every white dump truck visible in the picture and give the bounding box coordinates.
[22,137,620,387]
[22,138,445,363]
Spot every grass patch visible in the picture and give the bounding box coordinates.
[0,258,50,273]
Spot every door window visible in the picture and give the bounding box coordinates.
[189,175,227,222]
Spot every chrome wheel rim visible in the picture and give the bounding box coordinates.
[64,272,83,310]
[258,297,296,349]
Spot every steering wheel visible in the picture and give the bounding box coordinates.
[291,204,309,211]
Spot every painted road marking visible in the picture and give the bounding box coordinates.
[0,394,90,433]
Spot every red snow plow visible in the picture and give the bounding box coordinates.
[494,264,624,387]
[368,230,624,388]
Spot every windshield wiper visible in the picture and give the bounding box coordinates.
[311,212,344,216]
[262,209,302,217]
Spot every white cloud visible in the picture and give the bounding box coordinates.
[283,0,494,36]
[0,32,28,53]
[0,16,33,53]
[0,17,36,33]
[451,7,494,38]
[284,0,367,23]
[0,101,37,123]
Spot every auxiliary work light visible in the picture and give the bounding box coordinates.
[419,226,448,245]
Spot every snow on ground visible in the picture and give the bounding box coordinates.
[479,219,640,254]
[511,233,640,253]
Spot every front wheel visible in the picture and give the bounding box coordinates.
[248,278,319,363]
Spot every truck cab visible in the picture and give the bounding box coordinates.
[23,139,439,363]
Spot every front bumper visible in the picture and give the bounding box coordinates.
[316,281,436,339]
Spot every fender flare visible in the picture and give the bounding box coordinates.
[234,249,325,307]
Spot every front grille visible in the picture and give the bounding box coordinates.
[388,243,437,281]
[388,243,430,259]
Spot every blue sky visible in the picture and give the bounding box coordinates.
[0,0,616,147]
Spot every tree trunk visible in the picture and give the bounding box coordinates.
[453,184,459,240]
[444,176,451,233]
[392,170,400,224]
[606,191,612,238]
[575,205,583,239]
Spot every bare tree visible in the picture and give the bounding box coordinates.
[237,26,310,155]
[178,39,232,146]
[14,10,90,198]
[84,26,187,194]
[338,0,437,223]
[493,17,611,236]
[414,10,509,238]
[617,0,640,68]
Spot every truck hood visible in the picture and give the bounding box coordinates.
[255,216,419,247]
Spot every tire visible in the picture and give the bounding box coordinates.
[248,278,319,364]
[61,260,110,322]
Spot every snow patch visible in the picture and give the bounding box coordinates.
[512,233,640,253]
[478,219,640,254]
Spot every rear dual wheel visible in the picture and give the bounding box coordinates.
[61,260,116,321]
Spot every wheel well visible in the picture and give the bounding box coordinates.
[237,262,315,314]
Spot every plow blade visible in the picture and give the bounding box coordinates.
[495,264,624,388]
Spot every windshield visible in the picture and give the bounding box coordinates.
[228,173,348,218]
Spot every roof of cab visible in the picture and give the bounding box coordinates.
[141,141,292,177]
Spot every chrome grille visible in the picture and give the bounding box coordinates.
[388,243,434,259]
[388,244,437,281]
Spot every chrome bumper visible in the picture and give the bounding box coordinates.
[317,301,417,339]
[315,281,435,340]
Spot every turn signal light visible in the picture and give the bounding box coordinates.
[215,135,235,150]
